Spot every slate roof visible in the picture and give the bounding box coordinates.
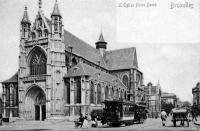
[65,62,126,89]
[64,30,107,68]
[2,72,18,84]
[105,47,138,70]
[42,16,138,71]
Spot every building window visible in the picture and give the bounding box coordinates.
[75,78,81,104]
[124,91,126,100]
[30,47,47,75]
[110,88,114,99]
[66,80,70,104]
[32,32,36,40]
[37,29,42,38]
[105,86,109,99]
[122,75,129,87]
[44,29,48,37]
[65,56,69,66]
[90,82,95,104]
[97,84,101,104]
[54,17,58,32]
[72,57,77,67]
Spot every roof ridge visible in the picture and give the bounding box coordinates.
[106,47,135,53]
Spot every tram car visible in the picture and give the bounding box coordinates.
[101,99,147,126]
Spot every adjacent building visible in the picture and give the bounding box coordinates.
[192,82,200,114]
[1,0,145,121]
[145,82,161,118]
[161,92,177,107]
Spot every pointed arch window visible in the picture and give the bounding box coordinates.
[54,17,58,32]
[122,75,129,89]
[37,29,42,38]
[44,29,48,37]
[90,82,95,104]
[75,78,81,104]
[30,48,47,75]
[105,86,109,99]
[72,57,78,67]
[110,88,114,99]
[116,89,119,99]
[32,32,36,40]
[97,84,101,104]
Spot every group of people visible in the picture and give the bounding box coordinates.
[160,108,198,127]
[74,113,98,128]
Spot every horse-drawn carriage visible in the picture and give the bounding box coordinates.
[171,108,190,127]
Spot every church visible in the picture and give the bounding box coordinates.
[1,0,145,121]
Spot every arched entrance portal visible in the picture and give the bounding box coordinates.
[24,86,46,121]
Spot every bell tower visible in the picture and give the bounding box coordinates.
[51,0,63,41]
[20,6,31,40]
[95,32,107,56]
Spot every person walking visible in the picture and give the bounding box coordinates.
[161,109,167,126]
[191,109,197,122]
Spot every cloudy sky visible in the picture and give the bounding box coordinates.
[0,0,200,102]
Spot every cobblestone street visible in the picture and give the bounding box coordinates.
[0,116,200,131]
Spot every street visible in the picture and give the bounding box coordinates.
[0,117,200,131]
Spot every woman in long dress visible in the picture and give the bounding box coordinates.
[82,114,88,128]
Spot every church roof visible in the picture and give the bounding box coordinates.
[64,30,107,69]
[2,72,18,84]
[51,0,61,17]
[105,47,138,70]
[65,62,126,89]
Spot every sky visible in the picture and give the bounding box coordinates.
[0,0,200,102]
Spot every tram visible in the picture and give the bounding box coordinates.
[101,99,147,126]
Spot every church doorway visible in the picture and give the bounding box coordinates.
[24,86,46,121]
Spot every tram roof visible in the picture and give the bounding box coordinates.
[103,99,135,105]
[103,99,147,108]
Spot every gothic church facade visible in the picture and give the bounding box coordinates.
[2,0,145,121]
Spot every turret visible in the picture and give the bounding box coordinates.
[21,6,31,40]
[51,0,63,40]
[95,32,107,56]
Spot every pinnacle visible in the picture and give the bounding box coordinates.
[98,32,105,42]
[51,0,62,17]
[21,6,31,24]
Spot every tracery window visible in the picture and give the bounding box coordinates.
[122,75,129,89]
[30,48,47,75]
[97,84,101,104]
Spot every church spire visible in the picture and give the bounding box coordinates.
[98,32,105,42]
[51,0,62,17]
[95,31,107,56]
[21,6,31,24]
